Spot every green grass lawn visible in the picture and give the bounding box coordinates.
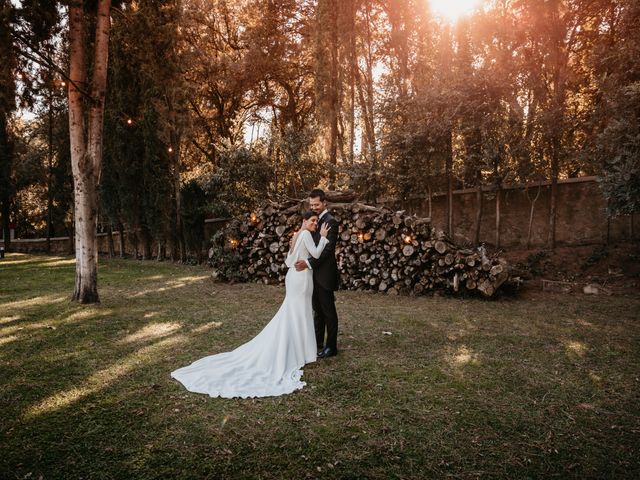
[1,253,639,479]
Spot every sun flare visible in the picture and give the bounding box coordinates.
[429,0,482,22]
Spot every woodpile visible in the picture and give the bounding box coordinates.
[209,199,511,298]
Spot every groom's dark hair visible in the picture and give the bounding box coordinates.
[309,188,326,202]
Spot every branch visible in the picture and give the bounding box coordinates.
[10,29,94,101]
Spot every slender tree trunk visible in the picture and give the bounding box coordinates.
[349,0,355,165]
[118,222,125,258]
[355,70,376,166]
[547,1,566,251]
[495,185,501,249]
[177,157,186,262]
[140,226,151,260]
[46,88,53,253]
[473,180,483,246]
[328,0,338,189]
[131,230,139,259]
[0,114,12,253]
[526,184,542,250]
[548,147,558,249]
[364,0,377,169]
[106,223,115,258]
[0,199,9,251]
[68,0,112,303]
[445,130,453,237]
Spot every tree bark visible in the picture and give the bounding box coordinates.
[46,87,53,253]
[445,129,453,237]
[106,223,115,258]
[0,115,12,253]
[363,0,377,169]
[328,0,338,189]
[548,146,559,250]
[473,180,483,246]
[118,222,125,258]
[140,226,152,260]
[526,184,541,250]
[348,0,356,165]
[495,185,501,249]
[68,0,112,303]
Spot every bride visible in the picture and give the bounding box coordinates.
[171,211,331,398]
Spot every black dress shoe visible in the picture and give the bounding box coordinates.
[318,347,338,358]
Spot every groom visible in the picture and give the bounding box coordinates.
[295,189,340,358]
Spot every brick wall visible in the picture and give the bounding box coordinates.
[384,176,635,248]
[2,178,635,254]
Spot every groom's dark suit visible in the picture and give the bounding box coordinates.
[309,211,340,351]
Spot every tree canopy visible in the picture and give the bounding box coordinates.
[2,0,638,258]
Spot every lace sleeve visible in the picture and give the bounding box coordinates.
[301,230,328,259]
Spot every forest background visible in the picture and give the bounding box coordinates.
[1,0,639,262]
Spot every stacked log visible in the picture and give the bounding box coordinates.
[209,199,511,297]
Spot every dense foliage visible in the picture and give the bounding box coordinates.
[2,0,638,252]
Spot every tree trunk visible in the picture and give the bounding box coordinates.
[445,129,453,237]
[118,222,125,258]
[131,230,139,259]
[547,1,566,251]
[328,0,338,189]
[473,180,483,246]
[0,202,9,251]
[46,88,53,253]
[363,0,377,169]
[140,226,152,260]
[0,195,9,253]
[548,152,558,250]
[68,0,112,303]
[348,0,356,165]
[526,184,541,250]
[67,207,75,255]
[106,223,115,258]
[495,186,501,249]
[0,114,12,253]
[173,140,186,262]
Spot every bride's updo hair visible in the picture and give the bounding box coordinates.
[302,210,318,220]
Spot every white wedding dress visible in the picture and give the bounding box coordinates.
[171,230,328,398]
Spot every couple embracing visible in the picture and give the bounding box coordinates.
[171,189,340,398]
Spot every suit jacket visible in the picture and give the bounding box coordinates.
[309,212,340,291]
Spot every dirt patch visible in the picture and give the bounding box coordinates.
[497,242,640,298]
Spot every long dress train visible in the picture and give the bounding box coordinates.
[171,230,328,398]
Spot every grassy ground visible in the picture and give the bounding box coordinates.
[1,253,639,479]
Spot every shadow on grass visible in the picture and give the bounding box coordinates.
[1,253,639,479]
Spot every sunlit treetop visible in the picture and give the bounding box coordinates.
[429,0,483,23]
